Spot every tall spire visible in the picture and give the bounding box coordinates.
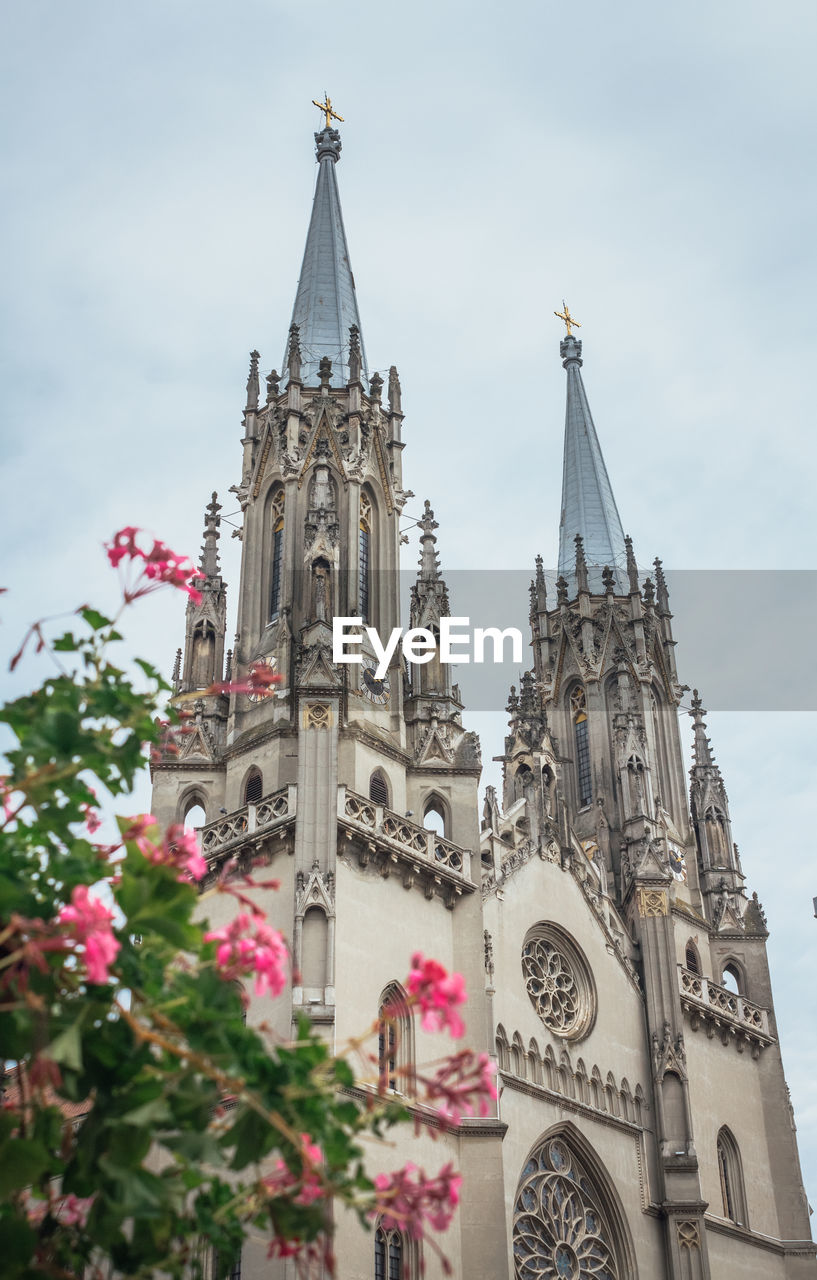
[557,333,627,592]
[199,492,222,580]
[284,120,368,388]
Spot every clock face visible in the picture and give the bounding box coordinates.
[669,844,687,882]
[246,655,278,703]
[360,657,390,706]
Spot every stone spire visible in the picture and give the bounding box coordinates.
[558,334,627,592]
[284,124,368,388]
[199,492,222,580]
[689,689,716,771]
[245,350,260,412]
[417,499,442,582]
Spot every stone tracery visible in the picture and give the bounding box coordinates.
[513,1138,619,1279]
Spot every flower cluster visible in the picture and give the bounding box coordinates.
[208,660,281,699]
[26,1193,96,1229]
[105,527,202,604]
[373,1161,462,1239]
[205,913,288,997]
[262,1133,324,1207]
[56,885,120,984]
[416,1049,497,1125]
[123,815,207,881]
[407,952,467,1038]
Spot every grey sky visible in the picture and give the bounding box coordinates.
[2,0,816,1216]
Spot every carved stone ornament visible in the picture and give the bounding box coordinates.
[522,928,595,1040]
[676,1220,700,1251]
[636,888,668,918]
[303,702,332,731]
[513,1138,619,1279]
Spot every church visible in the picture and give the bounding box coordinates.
[149,102,816,1278]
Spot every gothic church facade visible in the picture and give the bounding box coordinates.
[150,119,815,1278]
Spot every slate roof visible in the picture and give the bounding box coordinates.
[284,127,368,388]
[557,335,628,592]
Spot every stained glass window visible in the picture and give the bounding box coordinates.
[571,687,592,808]
[513,1138,619,1279]
[270,513,284,617]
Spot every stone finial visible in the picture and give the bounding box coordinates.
[388,365,402,413]
[199,492,222,579]
[519,670,537,715]
[625,534,639,593]
[556,575,569,606]
[642,577,655,607]
[369,370,383,402]
[245,350,260,412]
[224,649,233,682]
[689,689,715,769]
[348,324,362,384]
[602,565,615,595]
[318,355,332,390]
[315,126,342,163]
[506,684,519,715]
[574,533,589,593]
[417,499,441,581]
[286,323,302,383]
[654,557,670,614]
[266,369,280,403]
[560,334,583,369]
[172,647,182,690]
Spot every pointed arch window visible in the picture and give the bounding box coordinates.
[685,942,701,975]
[269,491,285,619]
[375,1224,406,1279]
[359,492,372,625]
[243,769,263,805]
[717,1127,748,1226]
[571,686,592,808]
[369,769,390,807]
[377,983,413,1095]
[513,1133,624,1279]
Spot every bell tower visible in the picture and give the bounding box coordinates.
[149,113,506,1278]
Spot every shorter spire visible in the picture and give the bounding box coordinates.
[574,533,589,594]
[200,492,222,580]
[388,366,402,413]
[266,369,280,403]
[245,350,260,412]
[417,500,441,581]
[286,324,302,383]
[654,557,670,614]
[348,325,362,384]
[689,689,716,769]
[625,535,639,593]
[369,370,383,403]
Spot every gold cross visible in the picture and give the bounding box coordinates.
[312,93,344,130]
[554,300,581,337]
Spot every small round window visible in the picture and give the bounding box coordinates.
[522,925,596,1040]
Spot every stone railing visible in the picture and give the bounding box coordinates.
[678,965,773,1051]
[200,785,296,860]
[339,786,472,891]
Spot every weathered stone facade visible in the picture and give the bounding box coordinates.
[151,123,816,1278]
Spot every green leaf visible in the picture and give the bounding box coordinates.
[79,607,113,631]
[0,1139,51,1195]
[46,1018,84,1071]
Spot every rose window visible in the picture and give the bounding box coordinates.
[522,928,595,1039]
[513,1139,619,1280]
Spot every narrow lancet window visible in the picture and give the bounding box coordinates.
[269,491,285,619]
[571,686,592,808]
[359,492,372,625]
[374,1224,404,1279]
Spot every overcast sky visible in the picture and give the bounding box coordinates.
[2,0,816,1220]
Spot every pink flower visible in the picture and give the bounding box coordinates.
[417,1050,497,1125]
[104,527,202,605]
[205,913,288,996]
[406,953,467,1038]
[207,661,281,699]
[373,1161,462,1239]
[124,816,207,881]
[57,885,120,984]
[59,1193,95,1227]
[262,1133,324,1207]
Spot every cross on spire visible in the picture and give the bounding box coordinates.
[312,93,344,129]
[554,300,581,337]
